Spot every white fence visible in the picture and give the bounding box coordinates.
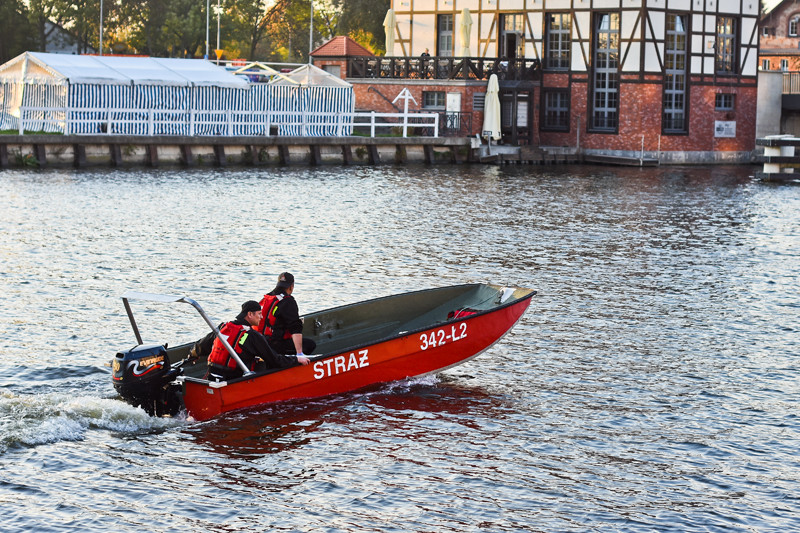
[9,106,439,138]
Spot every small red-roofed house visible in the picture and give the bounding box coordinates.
[311,36,374,80]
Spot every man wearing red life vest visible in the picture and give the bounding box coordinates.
[258,272,317,358]
[206,300,310,381]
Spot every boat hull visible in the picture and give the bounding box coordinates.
[182,292,533,421]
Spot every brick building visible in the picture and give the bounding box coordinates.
[313,1,761,163]
[760,0,800,71]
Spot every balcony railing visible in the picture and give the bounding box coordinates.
[784,71,800,94]
[347,56,541,82]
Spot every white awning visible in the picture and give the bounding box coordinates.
[0,52,248,88]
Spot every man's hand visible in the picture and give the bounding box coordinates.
[297,355,310,366]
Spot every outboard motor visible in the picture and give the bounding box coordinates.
[112,344,182,416]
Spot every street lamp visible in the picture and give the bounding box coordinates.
[308,0,313,64]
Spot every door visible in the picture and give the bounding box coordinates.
[446,92,461,132]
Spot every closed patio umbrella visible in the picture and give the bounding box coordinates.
[383,9,396,56]
[459,8,473,57]
[482,74,501,141]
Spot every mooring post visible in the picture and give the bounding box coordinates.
[395,145,407,164]
[423,145,435,165]
[250,145,262,166]
[310,145,322,165]
[449,146,460,164]
[73,144,86,168]
[278,145,290,165]
[341,145,353,165]
[146,145,158,167]
[33,144,47,167]
[367,145,380,165]
[109,144,122,166]
[180,145,193,167]
[214,145,226,167]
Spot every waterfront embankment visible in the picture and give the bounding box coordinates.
[0,134,585,168]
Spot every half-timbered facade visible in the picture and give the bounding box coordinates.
[384,0,760,162]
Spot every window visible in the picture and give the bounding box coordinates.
[715,17,737,74]
[437,15,454,57]
[715,94,735,111]
[762,59,770,70]
[591,13,619,131]
[781,59,789,71]
[763,26,770,37]
[500,14,525,59]
[542,89,570,130]
[322,65,341,77]
[791,17,799,37]
[663,14,687,133]
[546,13,571,69]
[423,91,446,109]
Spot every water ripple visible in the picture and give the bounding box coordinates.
[0,164,798,532]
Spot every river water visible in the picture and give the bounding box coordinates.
[0,163,797,532]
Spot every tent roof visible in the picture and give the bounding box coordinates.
[0,52,248,88]
[268,64,351,87]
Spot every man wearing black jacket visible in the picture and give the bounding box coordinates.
[259,272,317,358]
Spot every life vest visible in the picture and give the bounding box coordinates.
[208,322,250,370]
[447,308,479,319]
[257,294,292,340]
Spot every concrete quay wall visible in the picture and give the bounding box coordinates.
[0,135,475,169]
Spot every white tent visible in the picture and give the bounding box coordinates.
[265,64,354,136]
[0,52,249,135]
[268,64,351,87]
[0,52,248,87]
[0,53,353,137]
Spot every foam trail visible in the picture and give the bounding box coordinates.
[0,390,180,453]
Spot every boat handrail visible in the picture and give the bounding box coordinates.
[121,291,254,377]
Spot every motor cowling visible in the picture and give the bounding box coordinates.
[112,344,182,416]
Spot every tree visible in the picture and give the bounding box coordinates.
[0,0,35,62]
[161,0,207,57]
[27,0,72,52]
[227,0,291,60]
[115,0,207,57]
[67,0,103,54]
[332,0,388,54]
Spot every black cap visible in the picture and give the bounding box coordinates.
[276,272,295,289]
[236,300,261,320]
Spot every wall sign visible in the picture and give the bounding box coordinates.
[715,121,736,138]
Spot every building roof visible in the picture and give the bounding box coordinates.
[311,36,374,57]
[763,0,795,18]
[761,48,800,56]
[0,52,248,88]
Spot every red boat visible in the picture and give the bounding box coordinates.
[111,283,535,421]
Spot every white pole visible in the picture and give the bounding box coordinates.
[205,0,210,59]
[308,0,313,64]
[216,0,221,54]
[99,0,104,55]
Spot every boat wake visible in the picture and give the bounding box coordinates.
[0,390,180,454]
